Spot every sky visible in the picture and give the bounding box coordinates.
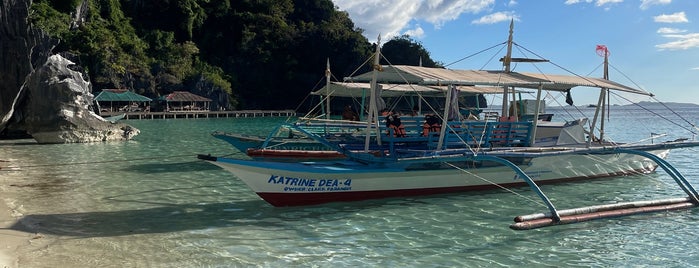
[331,0,699,106]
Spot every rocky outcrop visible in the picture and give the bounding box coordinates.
[0,0,138,143]
[17,54,139,143]
[0,0,54,132]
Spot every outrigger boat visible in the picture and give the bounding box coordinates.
[199,22,699,229]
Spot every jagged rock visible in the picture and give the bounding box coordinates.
[0,0,139,143]
[17,54,139,143]
[0,0,55,132]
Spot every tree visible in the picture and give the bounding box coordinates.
[381,35,442,68]
[29,0,383,109]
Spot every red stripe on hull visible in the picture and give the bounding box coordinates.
[256,168,652,207]
[246,148,346,159]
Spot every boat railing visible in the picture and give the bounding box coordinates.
[421,121,533,150]
[293,118,534,155]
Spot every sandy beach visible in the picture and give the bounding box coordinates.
[0,199,28,268]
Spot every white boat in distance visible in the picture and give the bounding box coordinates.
[199,22,699,228]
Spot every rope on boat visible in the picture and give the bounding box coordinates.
[443,41,506,68]
[610,91,698,135]
[444,162,548,209]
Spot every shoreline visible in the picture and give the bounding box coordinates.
[0,197,28,268]
[100,109,296,120]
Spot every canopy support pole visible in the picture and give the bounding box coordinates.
[365,35,382,152]
[530,84,543,145]
[436,85,454,150]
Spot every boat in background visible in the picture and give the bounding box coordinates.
[103,113,125,123]
[212,130,331,154]
[200,21,699,229]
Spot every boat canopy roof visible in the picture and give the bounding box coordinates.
[159,91,212,102]
[312,81,504,98]
[344,65,653,96]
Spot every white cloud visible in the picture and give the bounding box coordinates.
[595,0,623,7]
[640,0,671,10]
[654,12,696,50]
[332,0,494,39]
[404,25,426,38]
[656,33,699,50]
[565,0,622,7]
[471,11,520,24]
[654,12,689,23]
[657,27,686,34]
[507,0,518,7]
[692,67,699,70]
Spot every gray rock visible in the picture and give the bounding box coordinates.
[0,0,139,143]
[0,0,54,132]
[19,55,139,143]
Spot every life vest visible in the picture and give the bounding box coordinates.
[492,116,517,143]
[422,114,441,136]
[385,114,406,137]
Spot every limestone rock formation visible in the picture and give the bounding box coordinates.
[0,0,139,143]
[18,55,139,143]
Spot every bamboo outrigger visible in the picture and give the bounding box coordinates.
[500,148,699,230]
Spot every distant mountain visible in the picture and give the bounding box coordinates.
[620,101,699,109]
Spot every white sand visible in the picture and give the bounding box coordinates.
[0,200,28,268]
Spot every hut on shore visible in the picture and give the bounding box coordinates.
[95,89,152,112]
[161,91,212,111]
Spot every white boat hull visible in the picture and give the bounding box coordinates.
[204,149,669,206]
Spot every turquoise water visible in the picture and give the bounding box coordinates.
[2,107,699,267]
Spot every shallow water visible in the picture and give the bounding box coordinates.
[2,107,699,267]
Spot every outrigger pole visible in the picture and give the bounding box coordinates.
[505,148,699,230]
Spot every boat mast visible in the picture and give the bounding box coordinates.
[600,48,609,141]
[502,19,515,119]
[364,36,382,152]
[589,45,609,144]
[325,58,331,120]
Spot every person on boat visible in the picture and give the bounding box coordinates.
[385,112,406,137]
[342,105,359,121]
[422,114,441,136]
[410,105,419,116]
[380,108,391,116]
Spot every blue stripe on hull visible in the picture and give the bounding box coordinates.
[216,157,405,174]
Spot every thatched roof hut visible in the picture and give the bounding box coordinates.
[161,91,212,111]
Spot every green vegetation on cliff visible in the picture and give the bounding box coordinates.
[30,0,439,110]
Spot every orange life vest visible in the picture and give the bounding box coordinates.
[422,115,441,136]
[386,114,406,137]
